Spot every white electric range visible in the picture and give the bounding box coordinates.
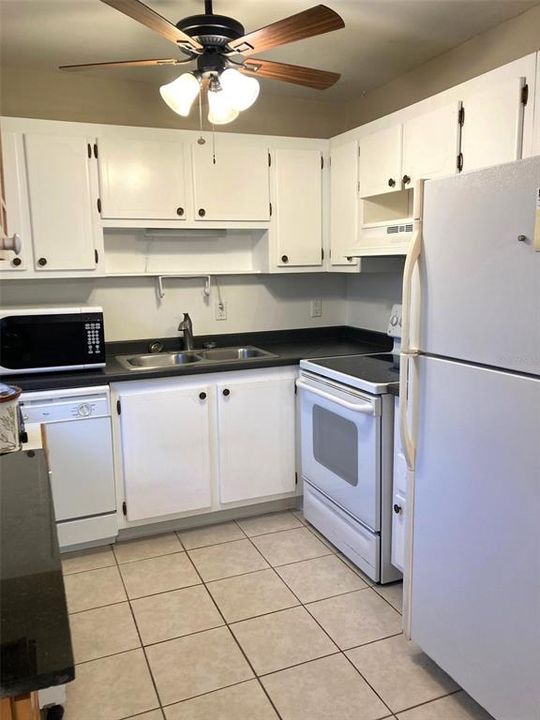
[296,306,402,583]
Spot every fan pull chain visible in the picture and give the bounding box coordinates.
[212,123,216,165]
[197,83,205,145]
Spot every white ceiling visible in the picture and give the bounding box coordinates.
[1,0,537,100]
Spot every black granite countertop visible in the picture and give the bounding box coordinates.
[6,326,394,392]
[0,450,74,698]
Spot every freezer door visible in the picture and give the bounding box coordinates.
[410,356,540,720]
[419,156,540,374]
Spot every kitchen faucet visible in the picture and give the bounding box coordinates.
[178,313,194,351]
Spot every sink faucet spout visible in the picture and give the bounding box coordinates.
[177,313,194,351]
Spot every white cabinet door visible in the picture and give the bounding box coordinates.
[191,138,270,221]
[402,103,460,185]
[391,397,407,573]
[359,125,402,198]
[273,148,323,267]
[25,134,98,271]
[118,384,212,521]
[0,131,31,272]
[216,374,296,504]
[460,77,526,172]
[329,141,359,267]
[97,136,187,220]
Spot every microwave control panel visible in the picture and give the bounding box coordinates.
[82,313,105,359]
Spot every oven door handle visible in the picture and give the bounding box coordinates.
[296,379,378,416]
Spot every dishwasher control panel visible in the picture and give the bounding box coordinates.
[21,394,110,424]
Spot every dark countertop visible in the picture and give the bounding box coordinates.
[6,326,394,392]
[0,450,74,698]
[388,384,400,397]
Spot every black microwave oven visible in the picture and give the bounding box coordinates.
[0,307,106,375]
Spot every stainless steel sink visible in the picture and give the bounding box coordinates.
[115,346,277,372]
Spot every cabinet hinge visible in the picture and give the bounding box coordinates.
[269,202,273,217]
[97,198,102,214]
[122,501,127,516]
[268,152,272,167]
[94,249,99,264]
[321,248,325,261]
[458,106,465,126]
[93,142,99,159]
[116,399,121,415]
[295,472,298,485]
[87,143,92,159]
[457,152,464,173]
[521,83,529,106]
[321,155,324,170]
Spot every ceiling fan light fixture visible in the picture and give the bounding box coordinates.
[207,84,239,125]
[220,68,260,112]
[159,72,200,117]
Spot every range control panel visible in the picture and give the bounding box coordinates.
[387,304,402,338]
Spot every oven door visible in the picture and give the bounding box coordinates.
[297,371,381,532]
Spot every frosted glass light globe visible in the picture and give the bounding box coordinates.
[220,68,260,111]
[208,88,239,125]
[160,73,200,117]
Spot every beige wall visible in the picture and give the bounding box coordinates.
[0,65,342,139]
[338,3,540,132]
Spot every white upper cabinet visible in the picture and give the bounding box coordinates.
[460,77,527,172]
[117,383,212,522]
[359,125,403,198]
[402,102,461,185]
[272,148,323,267]
[191,137,270,221]
[25,133,99,271]
[97,136,187,220]
[329,141,359,267]
[0,131,31,272]
[216,373,296,504]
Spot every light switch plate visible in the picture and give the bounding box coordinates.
[311,298,322,318]
[215,301,227,321]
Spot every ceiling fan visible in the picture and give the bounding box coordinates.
[59,0,345,124]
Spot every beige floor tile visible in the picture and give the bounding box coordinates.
[64,565,126,613]
[347,634,459,713]
[396,692,495,720]
[61,546,115,575]
[65,648,158,720]
[307,589,402,650]
[146,626,253,705]
[292,510,307,525]
[237,512,302,537]
[230,606,337,675]
[251,527,332,567]
[304,524,339,552]
[178,522,245,549]
[207,569,299,622]
[119,552,200,599]
[336,551,376,585]
[188,539,268,581]
[131,585,223,645]
[262,654,389,720]
[114,533,183,564]
[276,555,368,602]
[69,602,140,663]
[125,712,164,720]
[374,582,404,614]
[164,680,278,720]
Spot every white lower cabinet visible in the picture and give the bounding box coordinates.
[391,396,407,572]
[216,374,297,504]
[112,366,297,526]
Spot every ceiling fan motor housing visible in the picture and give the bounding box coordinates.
[176,14,245,48]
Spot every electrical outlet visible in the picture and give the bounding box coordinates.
[215,301,227,321]
[310,297,322,318]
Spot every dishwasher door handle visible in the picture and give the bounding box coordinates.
[296,378,377,416]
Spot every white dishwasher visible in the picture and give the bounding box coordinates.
[21,386,118,549]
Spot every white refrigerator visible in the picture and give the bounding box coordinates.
[400,156,540,720]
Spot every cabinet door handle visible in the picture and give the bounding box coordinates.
[177,207,184,217]
[222,388,230,397]
[388,178,396,188]
[198,208,206,217]
[393,503,402,514]
[281,255,289,264]
[199,391,207,400]
[402,175,411,185]
[38,257,47,267]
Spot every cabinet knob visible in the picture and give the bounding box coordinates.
[198,208,206,217]
[11,257,22,267]
[199,391,207,400]
[388,178,396,188]
[222,388,230,397]
[177,207,184,217]
[281,255,289,264]
[402,175,411,185]
[38,257,47,267]
[346,256,353,263]
[393,504,402,515]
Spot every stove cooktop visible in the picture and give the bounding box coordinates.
[300,353,400,394]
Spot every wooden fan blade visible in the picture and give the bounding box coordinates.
[229,4,344,57]
[240,58,340,90]
[100,0,202,50]
[59,58,186,71]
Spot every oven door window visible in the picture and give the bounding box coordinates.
[313,405,358,487]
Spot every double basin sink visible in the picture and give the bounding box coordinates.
[116,346,278,372]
